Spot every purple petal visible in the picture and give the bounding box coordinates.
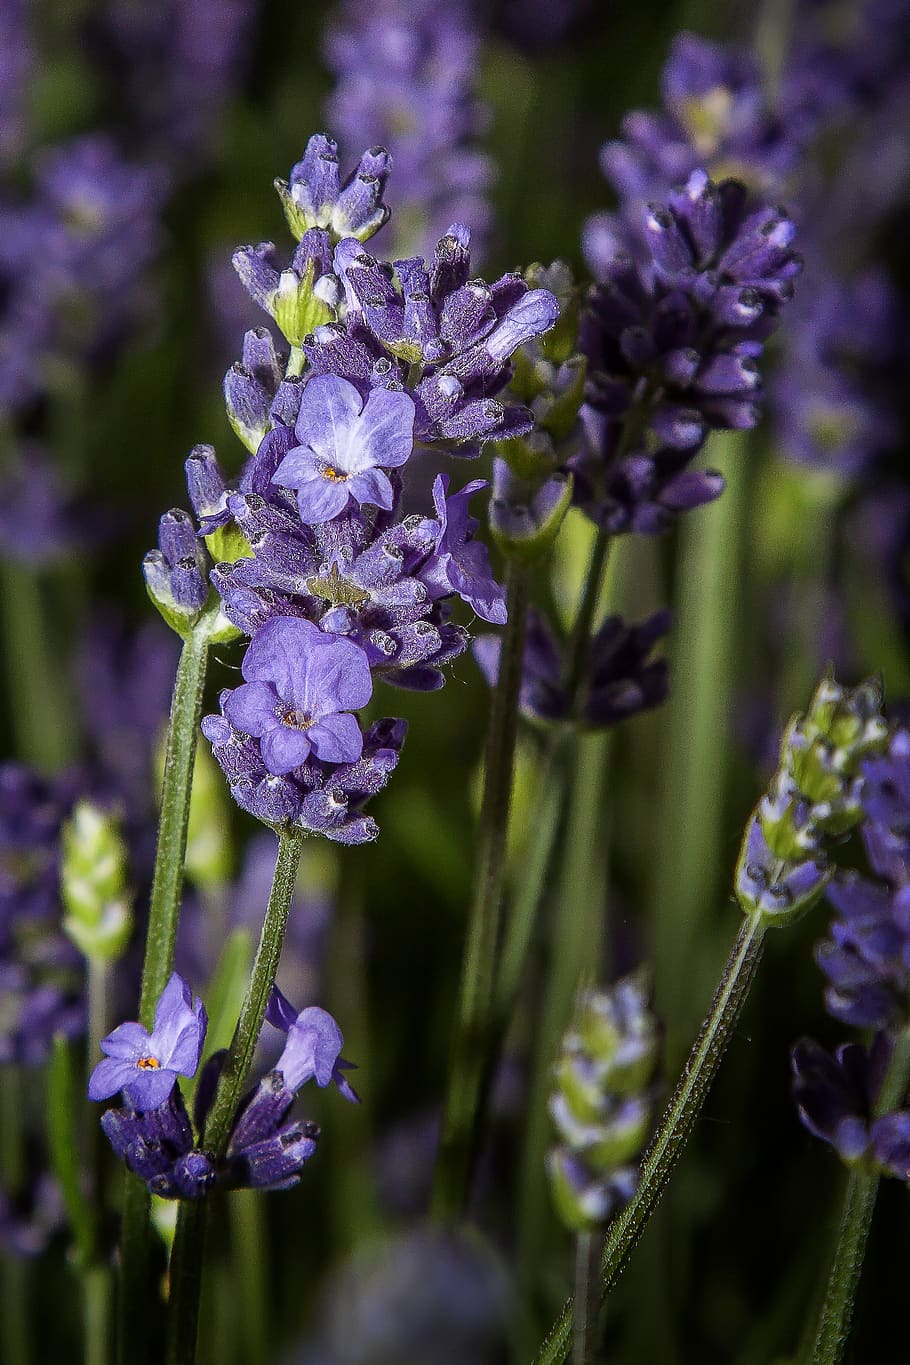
[308,712,364,764]
[241,618,323,698]
[266,986,299,1033]
[294,476,353,524]
[357,388,415,469]
[271,445,322,490]
[260,725,313,775]
[348,466,394,511]
[224,681,280,737]
[99,1020,152,1061]
[294,374,364,464]
[124,1068,181,1111]
[299,635,373,715]
[88,1056,140,1101]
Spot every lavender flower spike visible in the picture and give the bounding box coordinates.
[272,375,415,523]
[88,972,207,1110]
[266,986,359,1102]
[224,617,373,774]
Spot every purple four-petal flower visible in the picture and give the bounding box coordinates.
[266,986,359,1102]
[272,374,415,524]
[88,973,207,1110]
[224,616,373,775]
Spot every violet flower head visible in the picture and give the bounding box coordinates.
[417,475,506,625]
[272,375,415,523]
[276,134,393,245]
[266,986,360,1102]
[792,1034,910,1180]
[88,972,207,1109]
[223,617,373,775]
[324,0,493,258]
[817,728,910,1029]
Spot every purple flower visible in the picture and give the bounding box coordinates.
[88,972,207,1109]
[324,0,494,258]
[418,475,506,625]
[272,375,415,523]
[224,617,373,775]
[266,986,359,1102]
[792,1034,910,1179]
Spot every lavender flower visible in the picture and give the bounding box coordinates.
[474,607,670,728]
[275,135,393,245]
[88,0,256,170]
[547,973,660,1231]
[97,984,356,1197]
[817,729,910,1029]
[88,972,207,1109]
[272,376,415,522]
[266,986,360,1101]
[143,508,212,633]
[223,617,373,773]
[792,1035,910,1181]
[0,764,83,1065]
[575,171,800,533]
[324,0,493,258]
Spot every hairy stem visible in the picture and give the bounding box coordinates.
[166,826,305,1365]
[574,1230,601,1365]
[806,1025,910,1365]
[432,560,531,1219]
[532,913,768,1365]
[118,624,210,1365]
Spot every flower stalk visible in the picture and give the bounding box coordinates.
[433,558,531,1219]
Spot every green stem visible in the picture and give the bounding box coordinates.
[531,913,768,1365]
[84,1267,111,1365]
[651,437,748,1066]
[118,624,210,1365]
[564,530,610,703]
[165,826,305,1365]
[432,560,531,1219]
[0,562,76,771]
[574,1231,601,1365]
[805,1025,910,1365]
[203,826,305,1154]
[229,1193,269,1365]
[1,1068,29,1365]
[518,732,612,1311]
[139,627,211,1026]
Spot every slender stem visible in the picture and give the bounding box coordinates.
[518,732,612,1309]
[0,562,76,771]
[432,560,531,1219]
[563,529,610,704]
[805,1025,910,1365]
[230,1192,269,1365]
[531,913,768,1365]
[165,1201,207,1365]
[1,1068,29,1365]
[165,827,305,1365]
[203,826,306,1155]
[84,1267,111,1365]
[139,628,211,1026]
[118,624,210,1365]
[574,1231,601,1365]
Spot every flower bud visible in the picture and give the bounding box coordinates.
[61,802,132,964]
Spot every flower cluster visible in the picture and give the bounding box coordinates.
[816,729,910,1030]
[475,607,670,729]
[576,169,800,534]
[87,0,256,170]
[791,1035,910,1180]
[89,975,357,1197]
[735,674,888,926]
[0,764,83,1066]
[547,973,660,1231]
[190,136,558,842]
[323,0,493,258]
[0,136,166,414]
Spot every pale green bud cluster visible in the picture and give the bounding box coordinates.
[735,673,888,926]
[547,973,660,1232]
[61,802,132,964]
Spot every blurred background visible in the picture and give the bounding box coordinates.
[1,0,909,1361]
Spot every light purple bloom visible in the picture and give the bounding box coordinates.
[419,475,507,625]
[272,375,415,523]
[266,986,359,1102]
[88,973,207,1110]
[224,617,372,775]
